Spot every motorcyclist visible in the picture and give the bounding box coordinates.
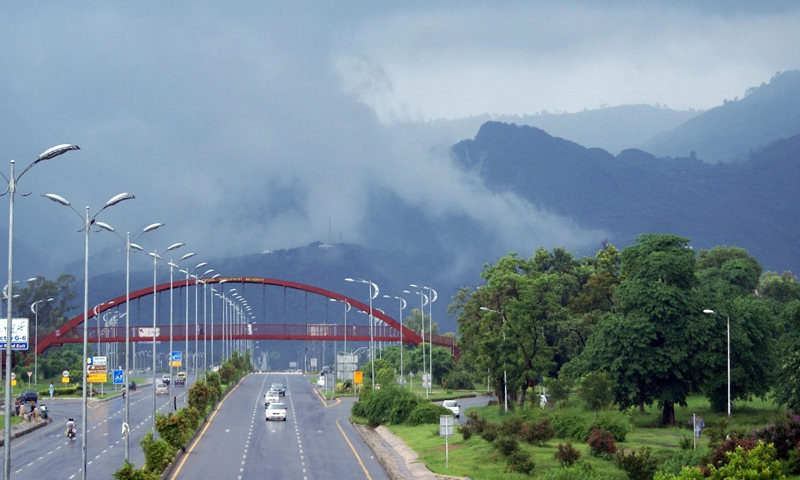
[66,418,75,438]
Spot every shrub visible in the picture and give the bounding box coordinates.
[521,417,556,446]
[155,411,192,452]
[500,416,526,437]
[139,430,176,474]
[188,379,219,413]
[592,414,629,442]
[406,402,450,426]
[385,389,419,425]
[551,409,590,440]
[112,460,159,480]
[588,427,617,459]
[442,368,475,390]
[616,446,659,480]
[465,411,488,435]
[480,423,500,443]
[546,376,573,407]
[495,435,519,456]
[541,463,603,480]
[555,442,581,466]
[754,411,800,460]
[658,448,709,477]
[708,432,759,469]
[655,441,783,480]
[458,424,474,441]
[506,450,535,475]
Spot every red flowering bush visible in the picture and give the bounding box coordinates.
[588,427,617,459]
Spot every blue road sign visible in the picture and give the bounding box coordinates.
[113,369,125,385]
[171,351,182,362]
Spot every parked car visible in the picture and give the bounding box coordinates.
[17,390,38,403]
[442,400,460,418]
[320,365,331,375]
[155,382,168,395]
[175,372,186,386]
[128,381,137,391]
[161,374,171,385]
[269,382,286,396]
[265,402,287,421]
[264,390,280,407]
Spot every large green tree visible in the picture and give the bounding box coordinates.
[579,234,709,425]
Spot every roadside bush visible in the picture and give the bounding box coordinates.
[658,448,709,477]
[555,442,581,466]
[541,463,603,480]
[708,432,759,469]
[592,414,628,442]
[506,450,535,475]
[616,446,659,480]
[406,402,450,426]
[442,368,475,390]
[655,441,783,480]
[500,416,526,437]
[139,430,176,474]
[588,427,617,459]
[155,411,193,452]
[754,411,800,460]
[180,406,202,431]
[521,417,556,446]
[188,379,219,413]
[480,423,500,443]
[218,364,236,385]
[205,371,221,393]
[335,380,353,393]
[351,386,402,426]
[495,435,519,456]
[386,389,420,425]
[551,409,589,440]
[465,411,488,435]
[112,460,159,480]
[458,424,474,441]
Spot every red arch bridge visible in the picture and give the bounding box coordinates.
[36,276,457,359]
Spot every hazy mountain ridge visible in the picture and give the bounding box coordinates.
[640,70,800,163]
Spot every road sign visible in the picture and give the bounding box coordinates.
[0,318,29,350]
[88,373,107,383]
[62,370,70,377]
[354,371,363,384]
[112,369,124,385]
[26,371,32,378]
[170,351,182,367]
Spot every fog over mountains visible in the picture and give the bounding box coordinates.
[54,69,800,335]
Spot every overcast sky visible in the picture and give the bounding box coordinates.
[1,1,798,278]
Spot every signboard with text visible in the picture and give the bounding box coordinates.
[0,318,29,350]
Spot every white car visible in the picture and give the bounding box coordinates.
[155,382,169,395]
[264,390,280,406]
[265,402,287,421]
[442,400,460,418]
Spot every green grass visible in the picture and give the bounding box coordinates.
[386,394,800,480]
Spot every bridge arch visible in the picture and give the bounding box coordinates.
[37,277,457,356]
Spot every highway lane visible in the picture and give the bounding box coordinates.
[169,373,391,480]
[4,381,191,479]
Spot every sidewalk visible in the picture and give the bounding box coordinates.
[352,423,470,480]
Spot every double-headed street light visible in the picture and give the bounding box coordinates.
[168,252,195,404]
[3,143,79,480]
[147,242,183,431]
[404,288,429,397]
[180,261,208,386]
[329,298,351,354]
[703,309,731,421]
[411,284,436,394]
[31,297,54,388]
[45,190,134,479]
[383,294,407,381]
[101,221,164,461]
[345,278,379,389]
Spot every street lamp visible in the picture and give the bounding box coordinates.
[204,274,219,373]
[383,294,406,382]
[180,261,207,387]
[31,297,54,389]
[168,252,194,404]
[703,309,731,421]
[147,242,183,431]
[345,278,379,389]
[196,268,214,378]
[101,221,163,461]
[411,284,436,395]
[2,143,79,480]
[404,288,429,397]
[480,307,508,413]
[45,190,134,479]
[329,298,351,354]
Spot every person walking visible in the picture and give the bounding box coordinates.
[695,415,705,438]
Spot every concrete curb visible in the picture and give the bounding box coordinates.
[0,417,52,447]
[351,422,470,480]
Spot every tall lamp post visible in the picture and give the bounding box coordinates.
[168,252,195,404]
[411,284,436,394]
[480,306,508,413]
[703,309,731,421]
[45,190,134,480]
[383,294,406,382]
[102,222,164,461]
[329,298,350,353]
[404,288,429,397]
[2,143,79,480]
[147,242,183,431]
[180,261,207,387]
[345,278,379,389]
[31,297,54,388]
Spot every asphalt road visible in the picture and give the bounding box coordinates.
[168,373,391,480]
[4,379,191,479]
